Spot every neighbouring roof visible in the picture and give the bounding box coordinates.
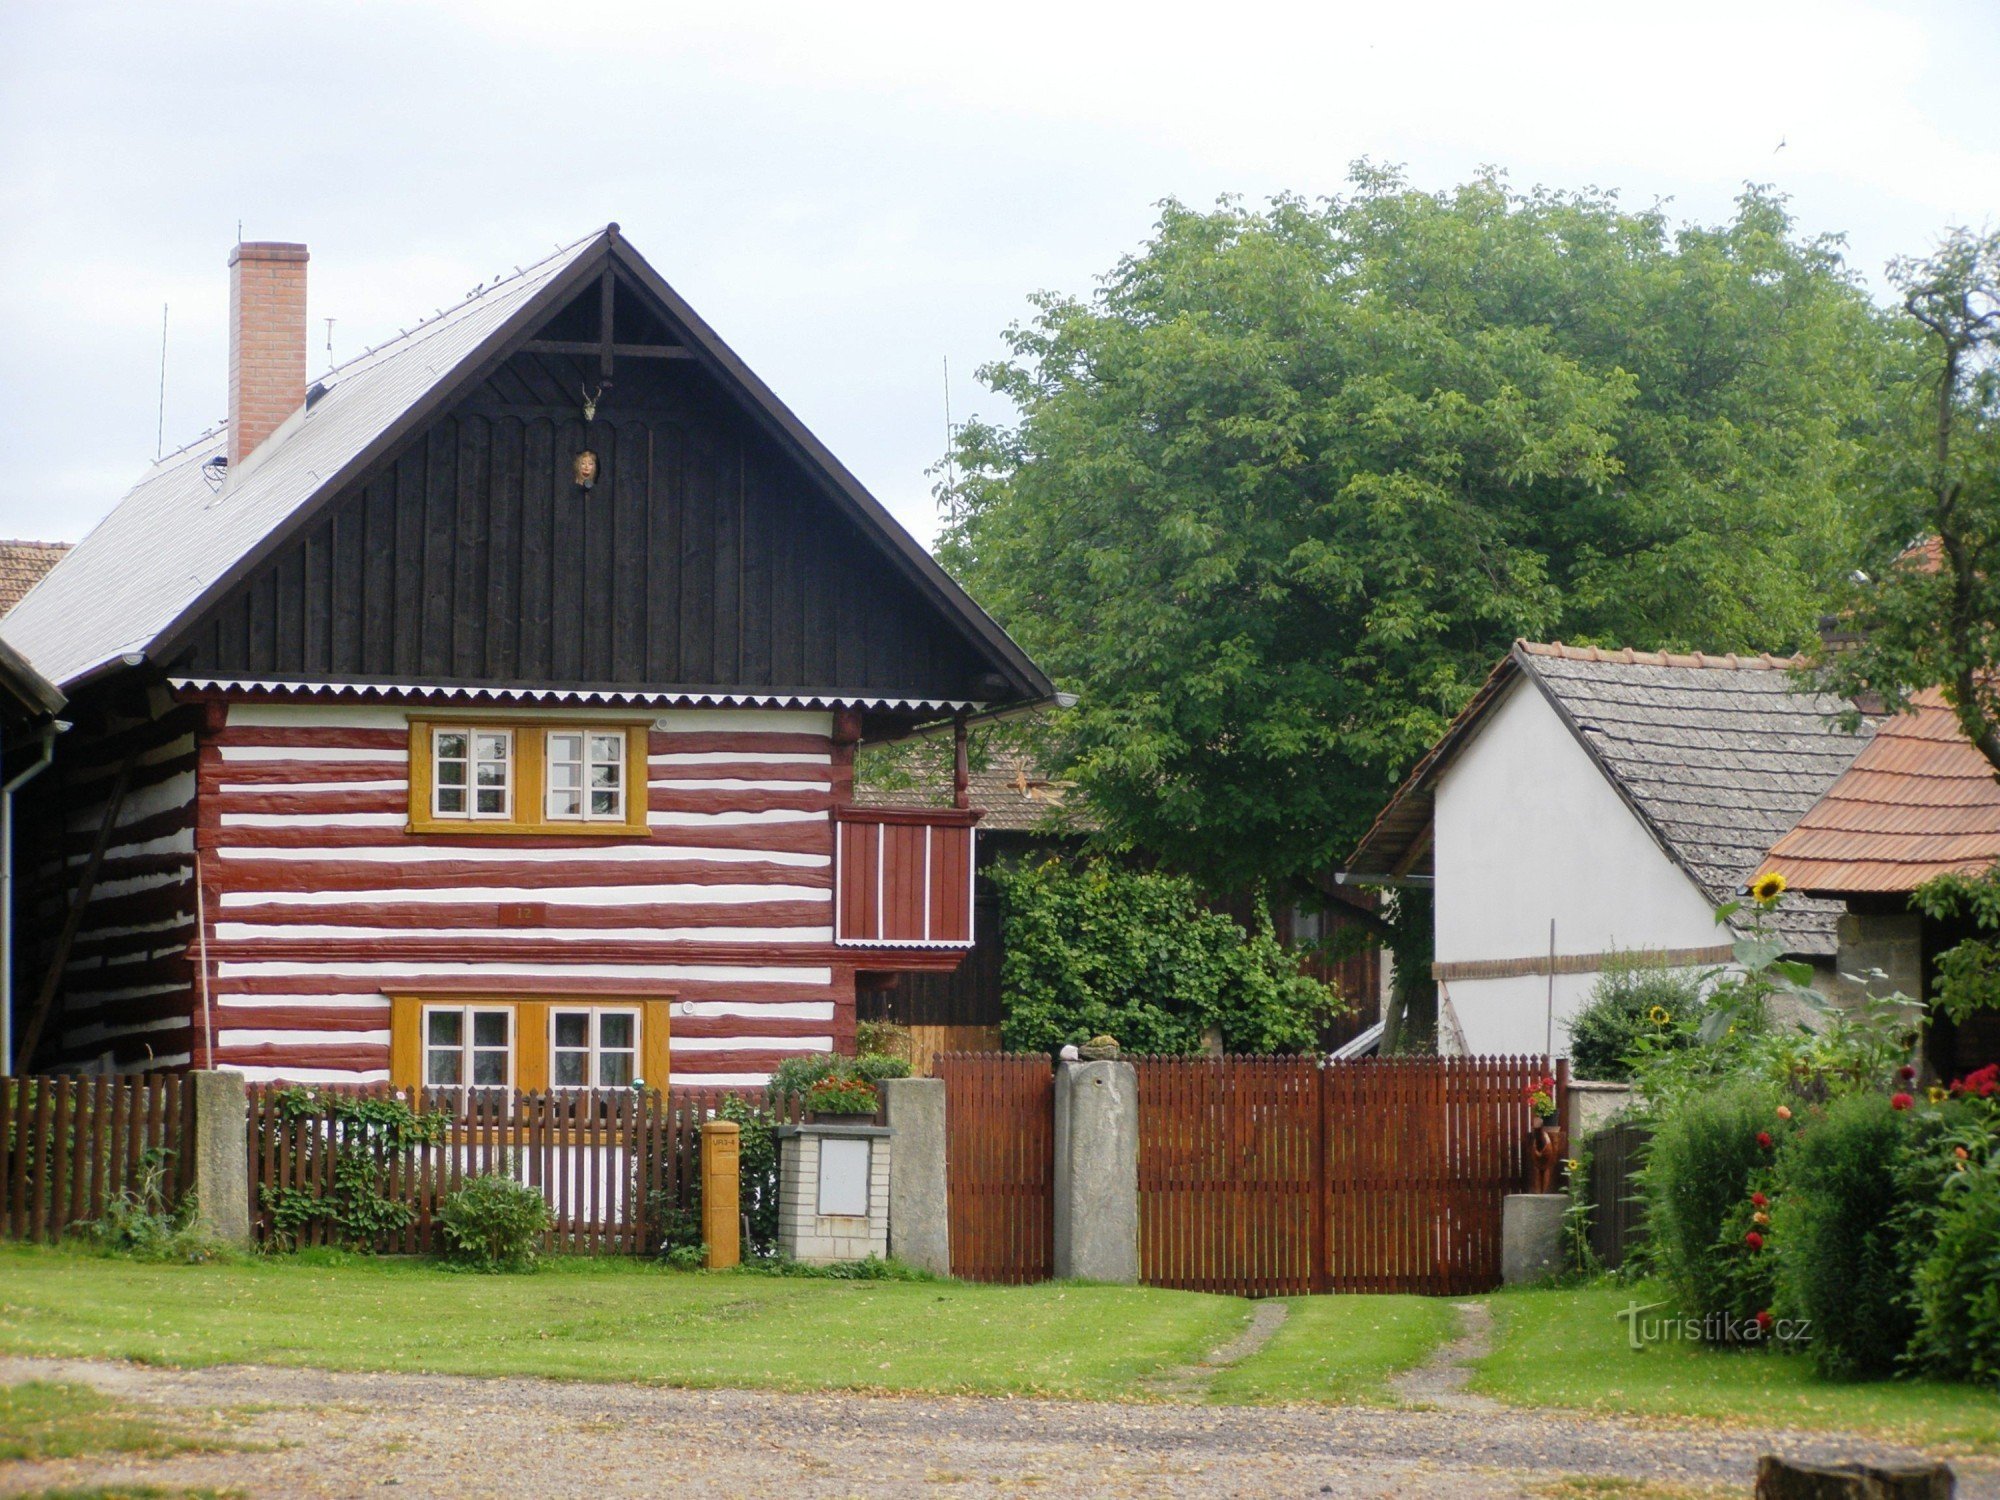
[3,227,1052,709]
[1762,688,2000,894]
[0,540,69,617]
[854,752,1093,834]
[1347,641,1872,953]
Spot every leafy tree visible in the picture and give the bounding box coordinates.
[1810,228,2000,774]
[943,165,1898,893]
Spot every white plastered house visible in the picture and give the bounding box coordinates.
[1345,643,1871,1060]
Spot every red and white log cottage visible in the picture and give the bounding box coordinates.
[1,227,1054,1089]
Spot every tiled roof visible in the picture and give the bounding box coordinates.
[854,756,1092,833]
[0,540,69,616]
[1526,646,1867,953]
[1762,688,2000,894]
[1348,640,1871,953]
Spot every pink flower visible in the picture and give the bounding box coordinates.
[1775,1106,1793,1121]
[1891,1093,1914,1112]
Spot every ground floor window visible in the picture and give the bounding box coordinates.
[389,994,671,1092]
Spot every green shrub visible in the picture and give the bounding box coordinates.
[435,1175,551,1272]
[1910,1164,2000,1383]
[992,858,1343,1055]
[1640,1080,1780,1329]
[1770,1093,1930,1378]
[88,1148,232,1264]
[1568,960,1704,1082]
[853,1019,913,1062]
[768,1051,908,1103]
[738,1254,939,1281]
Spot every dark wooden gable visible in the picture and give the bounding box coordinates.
[171,271,1007,700]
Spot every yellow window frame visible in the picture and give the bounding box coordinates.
[407,717,651,837]
[388,993,673,1093]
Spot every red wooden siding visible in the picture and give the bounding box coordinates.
[192,702,851,1087]
[834,807,978,948]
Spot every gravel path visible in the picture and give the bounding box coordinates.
[1386,1301,1502,1415]
[0,1355,1987,1499]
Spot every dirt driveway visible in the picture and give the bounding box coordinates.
[0,1355,1985,1499]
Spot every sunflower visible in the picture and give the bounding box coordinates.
[1748,871,1788,904]
[1648,1005,1671,1027]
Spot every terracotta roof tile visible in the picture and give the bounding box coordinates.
[1762,689,2000,893]
[0,540,69,616]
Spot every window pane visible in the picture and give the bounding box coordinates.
[552,1050,587,1087]
[549,760,581,791]
[475,787,506,815]
[476,760,509,787]
[471,1049,508,1086]
[590,788,619,816]
[598,1051,634,1087]
[427,1011,463,1047]
[553,1013,589,1048]
[598,1013,635,1050]
[436,787,466,814]
[472,1011,509,1047]
[435,732,467,760]
[589,733,624,763]
[475,732,510,761]
[549,789,582,818]
[589,761,620,789]
[436,759,467,787]
[427,1048,463,1086]
[549,732,583,762]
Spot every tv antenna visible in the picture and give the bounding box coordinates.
[155,303,169,459]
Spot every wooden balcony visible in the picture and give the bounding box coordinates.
[835,806,981,949]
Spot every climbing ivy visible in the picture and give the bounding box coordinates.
[258,1087,446,1252]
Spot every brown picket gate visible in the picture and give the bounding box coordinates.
[1,1075,194,1243]
[937,1053,1557,1294]
[247,1084,743,1255]
[933,1052,1054,1283]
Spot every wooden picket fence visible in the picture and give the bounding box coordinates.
[1585,1119,1651,1271]
[933,1052,1054,1284]
[0,1075,193,1244]
[247,1085,764,1255]
[937,1053,1558,1295]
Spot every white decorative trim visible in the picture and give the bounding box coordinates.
[171,676,985,714]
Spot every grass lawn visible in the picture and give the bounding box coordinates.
[0,1245,1249,1400]
[1207,1293,1458,1404]
[1474,1283,2000,1452]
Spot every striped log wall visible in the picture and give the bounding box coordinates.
[27,690,200,1073]
[191,699,855,1086]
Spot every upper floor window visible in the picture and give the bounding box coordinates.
[432,728,513,821]
[545,730,626,823]
[406,718,650,837]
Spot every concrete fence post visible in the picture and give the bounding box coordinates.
[882,1076,949,1275]
[700,1119,742,1268]
[1052,1059,1138,1283]
[187,1069,250,1248]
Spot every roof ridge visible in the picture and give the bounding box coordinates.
[1519,639,1805,671]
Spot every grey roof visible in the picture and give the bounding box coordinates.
[854,756,1094,833]
[4,227,1054,707]
[1,236,596,688]
[1523,645,1871,954]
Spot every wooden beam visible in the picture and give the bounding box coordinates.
[16,758,135,1070]
[597,267,616,382]
[1431,942,1735,983]
[519,340,693,359]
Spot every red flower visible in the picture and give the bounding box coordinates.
[1756,1131,1774,1149]
[1891,1093,1914,1111]
[1951,1064,2000,1098]
[1755,1309,1774,1333]
[1750,1192,1768,1208]
[1745,1230,1765,1250]
[1898,1065,1917,1082]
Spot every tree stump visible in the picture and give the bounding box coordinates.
[1755,1455,1953,1499]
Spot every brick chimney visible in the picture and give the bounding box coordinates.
[227,241,309,468]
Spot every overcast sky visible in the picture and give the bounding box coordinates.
[3,1,1997,549]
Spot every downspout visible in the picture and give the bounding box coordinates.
[1,721,59,1074]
